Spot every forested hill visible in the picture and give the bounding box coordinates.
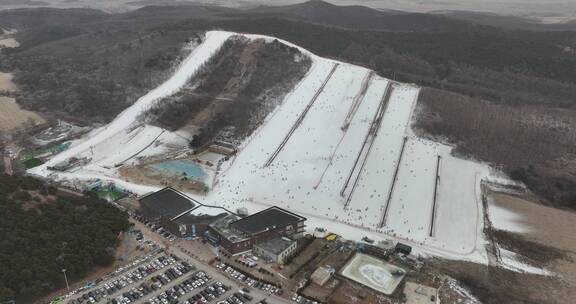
[1,3,576,210]
[1,4,575,125]
[0,175,130,303]
[240,0,474,32]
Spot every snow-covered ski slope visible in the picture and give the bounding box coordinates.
[29,31,495,263]
[29,31,234,175]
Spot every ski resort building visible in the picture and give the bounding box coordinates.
[253,237,297,265]
[206,206,306,255]
[138,187,233,238]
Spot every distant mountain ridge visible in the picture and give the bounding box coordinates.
[241,0,474,32]
[2,0,574,34]
[435,10,576,31]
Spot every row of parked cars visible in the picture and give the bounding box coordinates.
[108,260,195,304]
[68,254,176,304]
[184,281,231,304]
[291,294,319,304]
[134,215,177,242]
[146,271,211,304]
[218,289,253,304]
[216,263,281,296]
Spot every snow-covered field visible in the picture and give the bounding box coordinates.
[29,30,507,264]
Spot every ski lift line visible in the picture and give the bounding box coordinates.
[340,85,387,197]
[340,82,393,202]
[342,91,394,209]
[218,63,320,178]
[378,135,409,228]
[217,63,321,181]
[313,71,377,189]
[115,130,166,166]
[429,155,442,237]
[313,132,347,190]
[341,71,375,130]
[264,63,340,167]
[172,131,192,142]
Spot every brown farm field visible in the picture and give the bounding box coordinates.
[436,191,576,304]
[490,192,576,291]
[0,96,45,131]
[0,72,17,92]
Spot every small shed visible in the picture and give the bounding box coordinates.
[253,237,297,265]
[311,266,334,286]
[395,242,412,255]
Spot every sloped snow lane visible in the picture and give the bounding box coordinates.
[29,31,234,176]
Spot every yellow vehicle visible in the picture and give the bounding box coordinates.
[325,234,338,241]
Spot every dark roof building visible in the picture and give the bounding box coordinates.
[138,187,233,238]
[173,208,227,227]
[139,187,195,220]
[395,243,412,255]
[230,206,306,236]
[207,206,306,255]
[138,188,307,255]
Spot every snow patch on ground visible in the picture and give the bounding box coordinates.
[499,247,551,276]
[443,276,482,304]
[487,199,529,233]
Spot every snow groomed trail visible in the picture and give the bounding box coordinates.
[341,82,393,208]
[341,71,375,130]
[264,63,340,167]
[379,136,408,228]
[29,31,234,176]
[29,30,499,265]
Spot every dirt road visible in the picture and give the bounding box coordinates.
[3,155,13,175]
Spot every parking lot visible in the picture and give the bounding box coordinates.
[289,293,319,304]
[65,253,181,304]
[166,248,290,304]
[214,263,281,296]
[61,213,292,304]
